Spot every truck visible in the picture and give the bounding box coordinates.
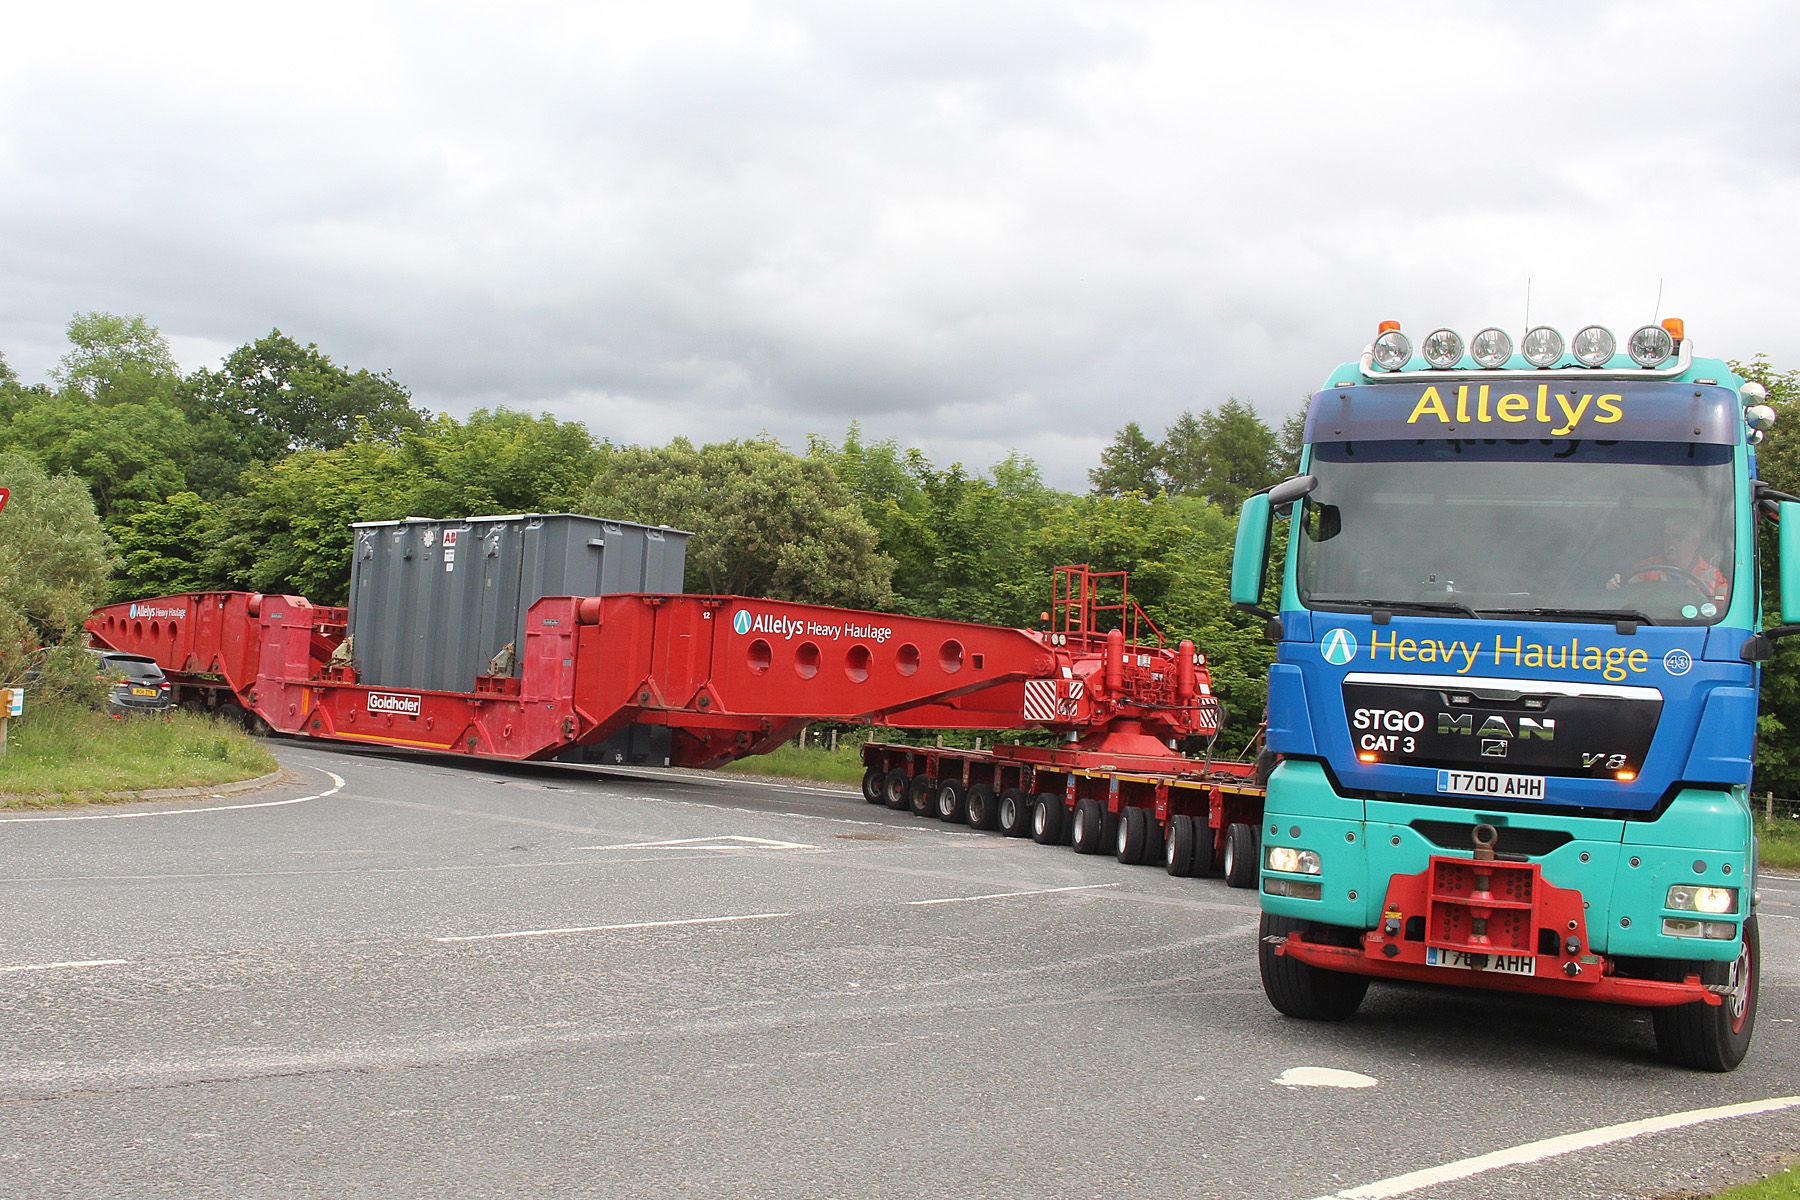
[1231,317,1780,1070]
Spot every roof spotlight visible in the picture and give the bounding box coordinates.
[1571,326,1616,368]
[1422,328,1464,369]
[1741,381,1768,402]
[1521,326,1565,368]
[1628,324,1675,368]
[1470,328,1512,368]
[1372,329,1412,371]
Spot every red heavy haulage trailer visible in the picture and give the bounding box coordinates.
[88,545,1268,885]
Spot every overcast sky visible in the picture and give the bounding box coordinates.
[3,1,1796,489]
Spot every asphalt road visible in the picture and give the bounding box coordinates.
[0,739,1795,1200]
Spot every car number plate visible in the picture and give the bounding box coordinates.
[131,686,160,697]
[1435,769,1545,800]
[1425,946,1536,977]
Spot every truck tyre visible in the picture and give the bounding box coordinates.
[1166,814,1197,877]
[1258,913,1370,1021]
[218,702,249,729]
[997,788,1030,837]
[907,774,935,817]
[934,779,969,824]
[861,766,887,805]
[1223,822,1259,888]
[1030,795,1065,844]
[883,767,910,809]
[1071,798,1106,854]
[1143,813,1165,865]
[965,783,999,830]
[1652,914,1760,1072]
[1192,823,1217,876]
[1117,806,1148,865]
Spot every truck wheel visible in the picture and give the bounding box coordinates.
[218,702,249,729]
[1223,823,1259,889]
[861,766,886,805]
[907,774,935,817]
[1193,823,1217,875]
[1072,798,1106,854]
[882,767,910,809]
[1030,795,1064,844]
[1166,814,1197,877]
[934,779,969,823]
[997,788,1030,837]
[965,783,998,830]
[1143,813,1165,864]
[1653,914,1760,1072]
[1117,806,1148,865]
[1258,913,1370,1020]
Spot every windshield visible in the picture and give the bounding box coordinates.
[1295,439,1737,626]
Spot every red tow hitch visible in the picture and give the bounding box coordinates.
[1274,845,1719,1009]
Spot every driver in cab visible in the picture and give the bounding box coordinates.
[1606,514,1728,601]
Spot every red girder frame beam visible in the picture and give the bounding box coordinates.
[87,589,1217,770]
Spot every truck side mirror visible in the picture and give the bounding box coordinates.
[1783,501,1800,625]
[1232,493,1272,608]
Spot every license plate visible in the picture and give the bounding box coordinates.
[131,686,160,697]
[1436,769,1545,800]
[1425,946,1536,976]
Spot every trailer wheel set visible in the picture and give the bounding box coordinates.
[857,746,1266,887]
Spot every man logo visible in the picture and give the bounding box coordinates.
[733,610,752,636]
[1322,628,1358,666]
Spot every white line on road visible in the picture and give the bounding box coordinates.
[0,771,344,822]
[0,959,128,973]
[1308,1095,1800,1200]
[908,883,1121,906]
[574,835,816,851]
[434,911,793,943]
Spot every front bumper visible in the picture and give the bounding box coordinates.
[1269,853,1721,1008]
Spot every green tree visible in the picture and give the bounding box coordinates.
[1177,397,1281,514]
[1277,408,1307,476]
[54,312,181,401]
[0,451,118,705]
[396,408,604,518]
[111,491,222,601]
[6,391,192,519]
[179,330,427,496]
[1088,421,1162,497]
[581,438,893,608]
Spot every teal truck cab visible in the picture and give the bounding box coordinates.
[1231,319,1792,1070]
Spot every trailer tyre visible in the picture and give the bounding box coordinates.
[1143,812,1165,865]
[1259,913,1370,1021]
[934,779,969,824]
[882,767,911,809]
[1166,814,1198,877]
[1652,914,1760,1072]
[1072,798,1101,852]
[1223,822,1259,888]
[965,783,999,830]
[1192,822,1217,875]
[907,774,936,817]
[1117,806,1148,865]
[862,766,887,805]
[997,788,1030,837]
[1030,794,1064,844]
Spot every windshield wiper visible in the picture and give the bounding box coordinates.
[1478,607,1658,627]
[1318,598,1480,619]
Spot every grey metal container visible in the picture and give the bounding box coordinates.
[347,513,689,694]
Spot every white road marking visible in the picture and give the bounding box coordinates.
[0,771,344,822]
[907,883,1121,906]
[434,911,793,943]
[575,835,815,852]
[1277,1067,1378,1089]
[1308,1095,1800,1200]
[0,959,128,973]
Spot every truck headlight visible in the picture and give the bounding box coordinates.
[1571,325,1615,367]
[1661,918,1737,940]
[1521,326,1564,367]
[1372,330,1412,371]
[1266,846,1321,875]
[1470,327,1512,368]
[1666,885,1738,914]
[1421,328,1464,369]
[1627,324,1674,367]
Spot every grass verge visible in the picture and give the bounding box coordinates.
[1698,1161,1800,1199]
[719,742,866,786]
[1756,814,1800,872]
[0,705,278,807]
